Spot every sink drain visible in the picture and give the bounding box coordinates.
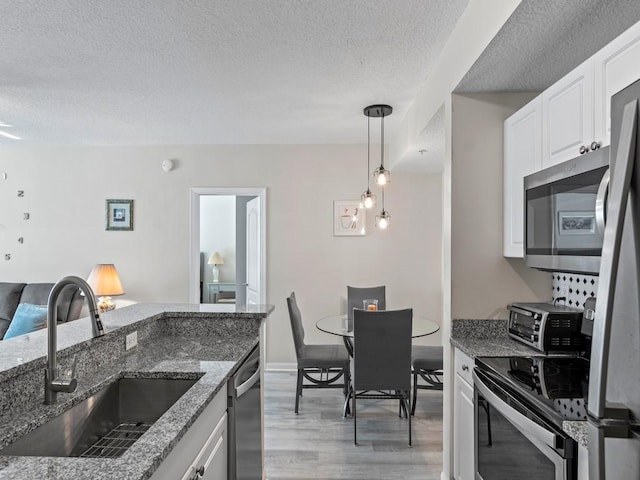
[79,422,152,458]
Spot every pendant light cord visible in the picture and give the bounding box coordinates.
[381,110,385,169]
[367,115,371,188]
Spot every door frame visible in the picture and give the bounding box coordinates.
[189,187,267,305]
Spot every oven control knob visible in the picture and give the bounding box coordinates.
[530,334,539,342]
[532,365,539,374]
[534,324,540,331]
[533,313,540,320]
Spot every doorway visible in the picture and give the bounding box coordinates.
[189,187,266,305]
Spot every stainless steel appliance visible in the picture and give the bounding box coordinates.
[227,345,262,480]
[524,146,609,274]
[474,356,589,480]
[586,79,640,479]
[507,303,585,353]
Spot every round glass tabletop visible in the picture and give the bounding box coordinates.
[316,313,440,339]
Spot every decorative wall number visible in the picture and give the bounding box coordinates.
[18,237,23,244]
[4,254,11,261]
[23,213,29,220]
[17,190,24,197]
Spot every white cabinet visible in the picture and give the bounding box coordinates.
[453,348,475,480]
[594,20,640,147]
[577,444,589,480]
[151,386,228,480]
[542,58,595,168]
[503,96,542,257]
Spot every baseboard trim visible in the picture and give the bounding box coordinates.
[265,362,297,372]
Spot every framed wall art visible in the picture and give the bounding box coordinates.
[106,199,134,231]
[333,200,365,236]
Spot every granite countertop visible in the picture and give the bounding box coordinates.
[0,303,274,479]
[451,318,588,448]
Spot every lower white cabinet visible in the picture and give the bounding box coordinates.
[453,348,475,480]
[577,444,589,480]
[151,386,228,480]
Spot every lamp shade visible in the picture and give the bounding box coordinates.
[87,264,124,296]
[208,252,224,265]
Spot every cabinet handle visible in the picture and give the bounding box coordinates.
[579,145,589,154]
[591,141,602,151]
[461,364,469,372]
[196,466,205,477]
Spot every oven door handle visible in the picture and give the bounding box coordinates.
[473,371,559,450]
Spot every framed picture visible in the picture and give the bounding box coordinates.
[333,200,365,236]
[106,199,134,231]
[558,211,595,235]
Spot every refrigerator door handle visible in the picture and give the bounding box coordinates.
[595,168,610,233]
[588,99,638,419]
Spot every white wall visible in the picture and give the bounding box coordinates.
[450,93,550,319]
[0,144,442,365]
[200,195,236,284]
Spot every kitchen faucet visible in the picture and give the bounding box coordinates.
[44,276,105,405]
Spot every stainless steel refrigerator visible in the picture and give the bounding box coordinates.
[587,79,640,479]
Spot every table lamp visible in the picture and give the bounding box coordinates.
[208,252,224,283]
[87,263,125,313]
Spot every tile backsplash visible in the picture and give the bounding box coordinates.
[552,272,599,309]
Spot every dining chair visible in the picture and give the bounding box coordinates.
[347,285,386,323]
[287,292,350,414]
[411,346,444,415]
[351,308,412,446]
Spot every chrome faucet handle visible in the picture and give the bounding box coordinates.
[49,355,78,394]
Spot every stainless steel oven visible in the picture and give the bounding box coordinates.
[473,356,587,480]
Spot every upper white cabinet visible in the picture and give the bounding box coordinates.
[503,19,640,259]
[541,58,594,168]
[504,96,542,258]
[594,20,640,146]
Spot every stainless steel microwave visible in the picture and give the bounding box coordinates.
[524,146,609,274]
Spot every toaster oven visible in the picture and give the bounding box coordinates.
[507,302,585,353]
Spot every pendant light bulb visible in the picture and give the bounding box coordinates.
[374,166,390,186]
[361,189,376,209]
[375,210,390,229]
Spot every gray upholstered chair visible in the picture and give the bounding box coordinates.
[287,292,350,414]
[347,285,386,324]
[351,308,412,446]
[411,346,444,415]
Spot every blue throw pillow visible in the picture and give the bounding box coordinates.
[3,303,47,339]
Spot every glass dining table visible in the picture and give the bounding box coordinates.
[316,313,440,355]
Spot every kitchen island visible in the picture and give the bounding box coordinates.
[0,303,274,479]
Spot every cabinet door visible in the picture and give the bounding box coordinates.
[504,96,542,257]
[193,412,227,480]
[594,20,640,147]
[542,58,594,168]
[453,372,475,480]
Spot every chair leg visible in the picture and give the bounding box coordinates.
[295,369,303,414]
[406,394,412,447]
[411,372,418,416]
[353,389,357,445]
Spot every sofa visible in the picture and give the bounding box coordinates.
[0,282,84,340]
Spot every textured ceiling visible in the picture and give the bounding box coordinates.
[457,0,640,93]
[0,0,469,146]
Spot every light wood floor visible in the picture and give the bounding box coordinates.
[263,371,443,480]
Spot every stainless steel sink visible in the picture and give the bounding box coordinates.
[0,377,197,458]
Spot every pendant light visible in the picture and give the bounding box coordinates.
[375,189,390,229]
[368,105,392,186]
[360,112,376,209]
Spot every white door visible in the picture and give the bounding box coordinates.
[245,197,261,305]
[503,96,542,257]
[541,57,594,168]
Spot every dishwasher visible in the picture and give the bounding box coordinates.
[227,344,262,480]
